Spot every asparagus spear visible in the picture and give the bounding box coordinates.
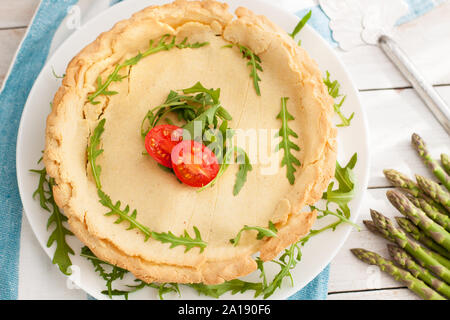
[404,192,450,232]
[387,244,450,299]
[363,220,395,241]
[367,212,450,268]
[442,154,450,176]
[383,169,421,196]
[383,169,446,212]
[370,209,450,283]
[363,217,450,269]
[412,133,450,191]
[416,175,450,212]
[350,248,446,300]
[395,217,450,259]
[386,190,450,251]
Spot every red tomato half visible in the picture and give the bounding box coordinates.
[145,125,183,168]
[171,140,220,187]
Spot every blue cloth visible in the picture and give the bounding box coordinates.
[0,0,438,300]
[0,0,77,300]
[288,265,330,300]
[297,7,338,47]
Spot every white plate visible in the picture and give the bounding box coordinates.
[16,0,370,300]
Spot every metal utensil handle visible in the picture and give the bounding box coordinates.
[378,35,450,135]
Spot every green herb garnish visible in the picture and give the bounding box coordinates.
[196,146,252,196]
[87,118,106,189]
[230,221,277,246]
[323,71,354,127]
[275,97,301,185]
[81,246,179,300]
[30,167,74,275]
[260,241,302,298]
[141,83,251,195]
[30,167,50,211]
[140,82,231,141]
[188,279,263,298]
[87,35,209,105]
[81,246,128,298]
[88,119,207,252]
[106,280,180,300]
[97,189,152,240]
[322,152,358,218]
[224,43,262,96]
[151,226,207,253]
[233,147,253,196]
[289,10,312,45]
[51,67,65,79]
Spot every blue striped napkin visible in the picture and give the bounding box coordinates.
[0,0,440,300]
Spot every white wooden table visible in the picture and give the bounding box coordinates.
[1,0,449,300]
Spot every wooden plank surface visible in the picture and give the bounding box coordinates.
[337,1,450,90]
[0,28,27,87]
[1,0,449,300]
[362,86,450,188]
[0,0,39,29]
[328,288,420,300]
[1,1,450,90]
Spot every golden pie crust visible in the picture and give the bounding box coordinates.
[44,0,337,285]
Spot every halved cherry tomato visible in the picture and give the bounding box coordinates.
[145,124,183,168]
[171,140,219,187]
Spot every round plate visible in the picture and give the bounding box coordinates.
[16,0,370,300]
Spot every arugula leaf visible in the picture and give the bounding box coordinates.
[182,104,221,140]
[148,282,180,300]
[140,84,251,194]
[333,96,354,127]
[196,146,252,196]
[97,189,152,240]
[289,10,312,42]
[46,178,74,275]
[309,205,360,231]
[151,226,207,253]
[224,44,262,96]
[88,120,208,252]
[98,188,207,251]
[176,37,209,49]
[275,97,301,185]
[51,67,65,79]
[30,168,50,211]
[103,280,180,300]
[81,246,128,298]
[323,71,354,127]
[230,221,277,246]
[102,281,145,300]
[87,35,208,104]
[322,153,357,218]
[323,71,340,99]
[87,118,105,189]
[81,246,180,300]
[141,83,231,143]
[182,82,221,105]
[140,91,198,139]
[31,167,74,275]
[188,279,263,298]
[233,147,253,196]
[196,156,230,192]
[261,241,302,298]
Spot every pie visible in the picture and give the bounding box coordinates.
[44,0,336,285]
